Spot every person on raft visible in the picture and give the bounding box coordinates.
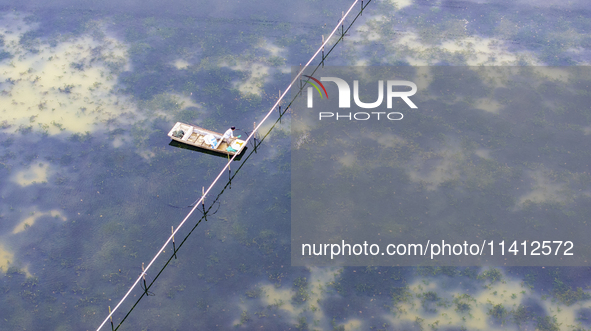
[219,126,236,146]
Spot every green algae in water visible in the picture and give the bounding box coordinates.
[1,1,591,331]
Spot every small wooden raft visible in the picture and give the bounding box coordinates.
[167,122,246,156]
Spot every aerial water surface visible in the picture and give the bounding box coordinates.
[0,0,590,330]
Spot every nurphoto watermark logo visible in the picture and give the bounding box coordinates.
[301,74,417,121]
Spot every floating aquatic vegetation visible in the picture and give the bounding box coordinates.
[12,209,66,233]
[12,163,49,186]
[226,62,271,97]
[488,303,508,325]
[172,59,190,70]
[245,287,262,299]
[516,168,575,208]
[552,277,591,306]
[58,84,75,94]
[0,242,14,273]
[291,276,309,304]
[0,14,136,136]
[0,2,589,330]
[454,293,475,313]
[478,268,503,284]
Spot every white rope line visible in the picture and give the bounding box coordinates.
[96,1,359,329]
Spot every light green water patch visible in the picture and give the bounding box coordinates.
[249,267,342,329]
[291,110,322,148]
[12,208,66,234]
[217,49,281,98]
[255,117,289,143]
[473,98,502,114]
[259,39,286,58]
[384,0,413,10]
[470,66,513,90]
[0,242,13,272]
[407,144,464,191]
[138,92,202,119]
[12,163,49,186]
[516,168,575,209]
[439,37,517,65]
[364,131,407,149]
[354,17,386,43]
[404,137,513,192]
[114,92,203,153]
[307,267,343,327]
[0,241,32,277]
[259,283,298,315]
[172,59,190,70]
[394,32,441,66]
[385,272,523,330]
[540,298,591,330]
[228,62,271,97]
[533,67,572,83]
[474,148,492,160]
[0,12,39,44]
[380,268,591,330]
[347,11,543,66]
[111,135,127,148]
[341,318,363,330]
[425,33,537,65]
[251,119,290,163]
[338,152,358,168]
[413,66,434,92]
[0,14,137,136]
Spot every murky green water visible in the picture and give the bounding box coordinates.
[0,0,590,330]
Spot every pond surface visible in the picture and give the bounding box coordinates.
[0,0,590,330]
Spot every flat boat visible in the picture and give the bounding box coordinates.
[167,122,246,156]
